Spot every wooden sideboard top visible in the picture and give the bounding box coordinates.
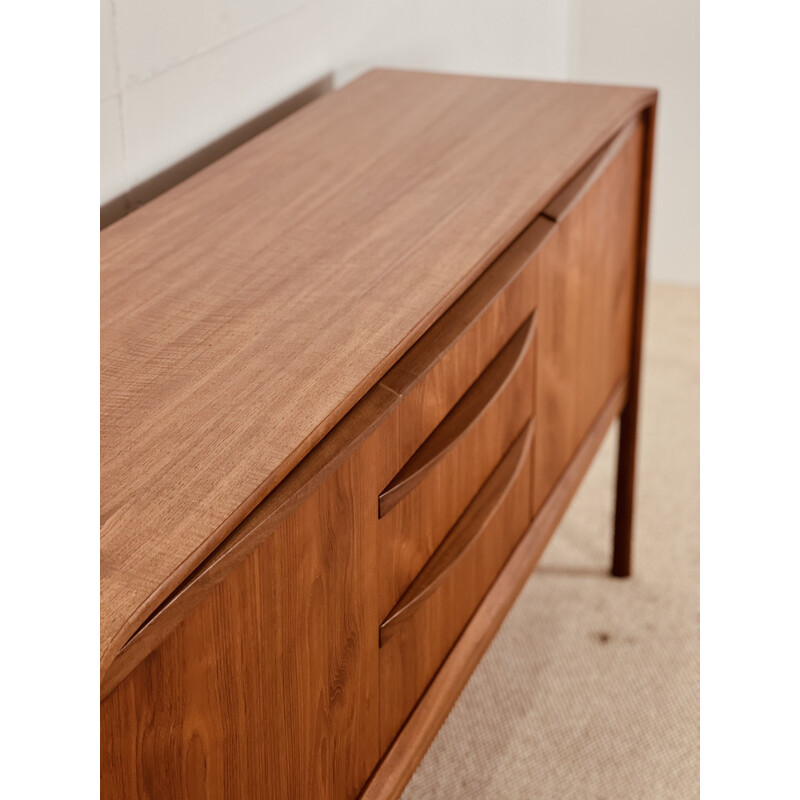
[100,68,655,678]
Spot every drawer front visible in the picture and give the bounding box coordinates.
[378,314,536,620]
[380,217,549,466]
[379,420,534,752]
[534,116,645,512]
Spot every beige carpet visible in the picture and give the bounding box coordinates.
[402,283,700,800]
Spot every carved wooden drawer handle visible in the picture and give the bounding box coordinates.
[378,314,536,518]
[380,418,534,645]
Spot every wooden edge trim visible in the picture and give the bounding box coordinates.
[380,418,535,645]
[379,315,536,518]
[380,216,553,398]
[360,378,628,800]
[612,100,658,577]
[542,116,639,222]
[100,383,399,701]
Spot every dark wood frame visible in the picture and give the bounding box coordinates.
[613,103,657,578]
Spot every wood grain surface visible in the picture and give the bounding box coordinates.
[101,403,399,800]
[101,213,551,698]
[542,117,638,222]
[534,116,645,512]
[101,67,655,679]
[380,215,550,479]
[380,419,535,645]
[379,315,535,518]
[362,380,628,800]
[100,383,399,699]
[614,103,657,577]
[378,420,534,753]
[378,315,535,622]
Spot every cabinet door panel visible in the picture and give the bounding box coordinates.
[534,117,644,512]
[100,425,390,800]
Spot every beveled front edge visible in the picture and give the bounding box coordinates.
[379,315,535,518]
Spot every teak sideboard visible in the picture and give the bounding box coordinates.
[100,69,656,799]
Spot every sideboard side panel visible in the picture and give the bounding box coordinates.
[100,428,392,800]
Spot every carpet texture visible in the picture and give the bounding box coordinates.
[401,282,700,799]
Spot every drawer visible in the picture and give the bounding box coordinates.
[378,313,536,620]
[379,418,534,752]
[379,217,550,467]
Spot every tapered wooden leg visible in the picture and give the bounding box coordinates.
[611,102,656,578]
[613,397,639,577]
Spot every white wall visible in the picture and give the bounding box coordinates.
[101,0,698,284]
[568,0,699,283]
[101,0,569,204]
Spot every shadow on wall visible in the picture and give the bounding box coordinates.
[100,73,334,230]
